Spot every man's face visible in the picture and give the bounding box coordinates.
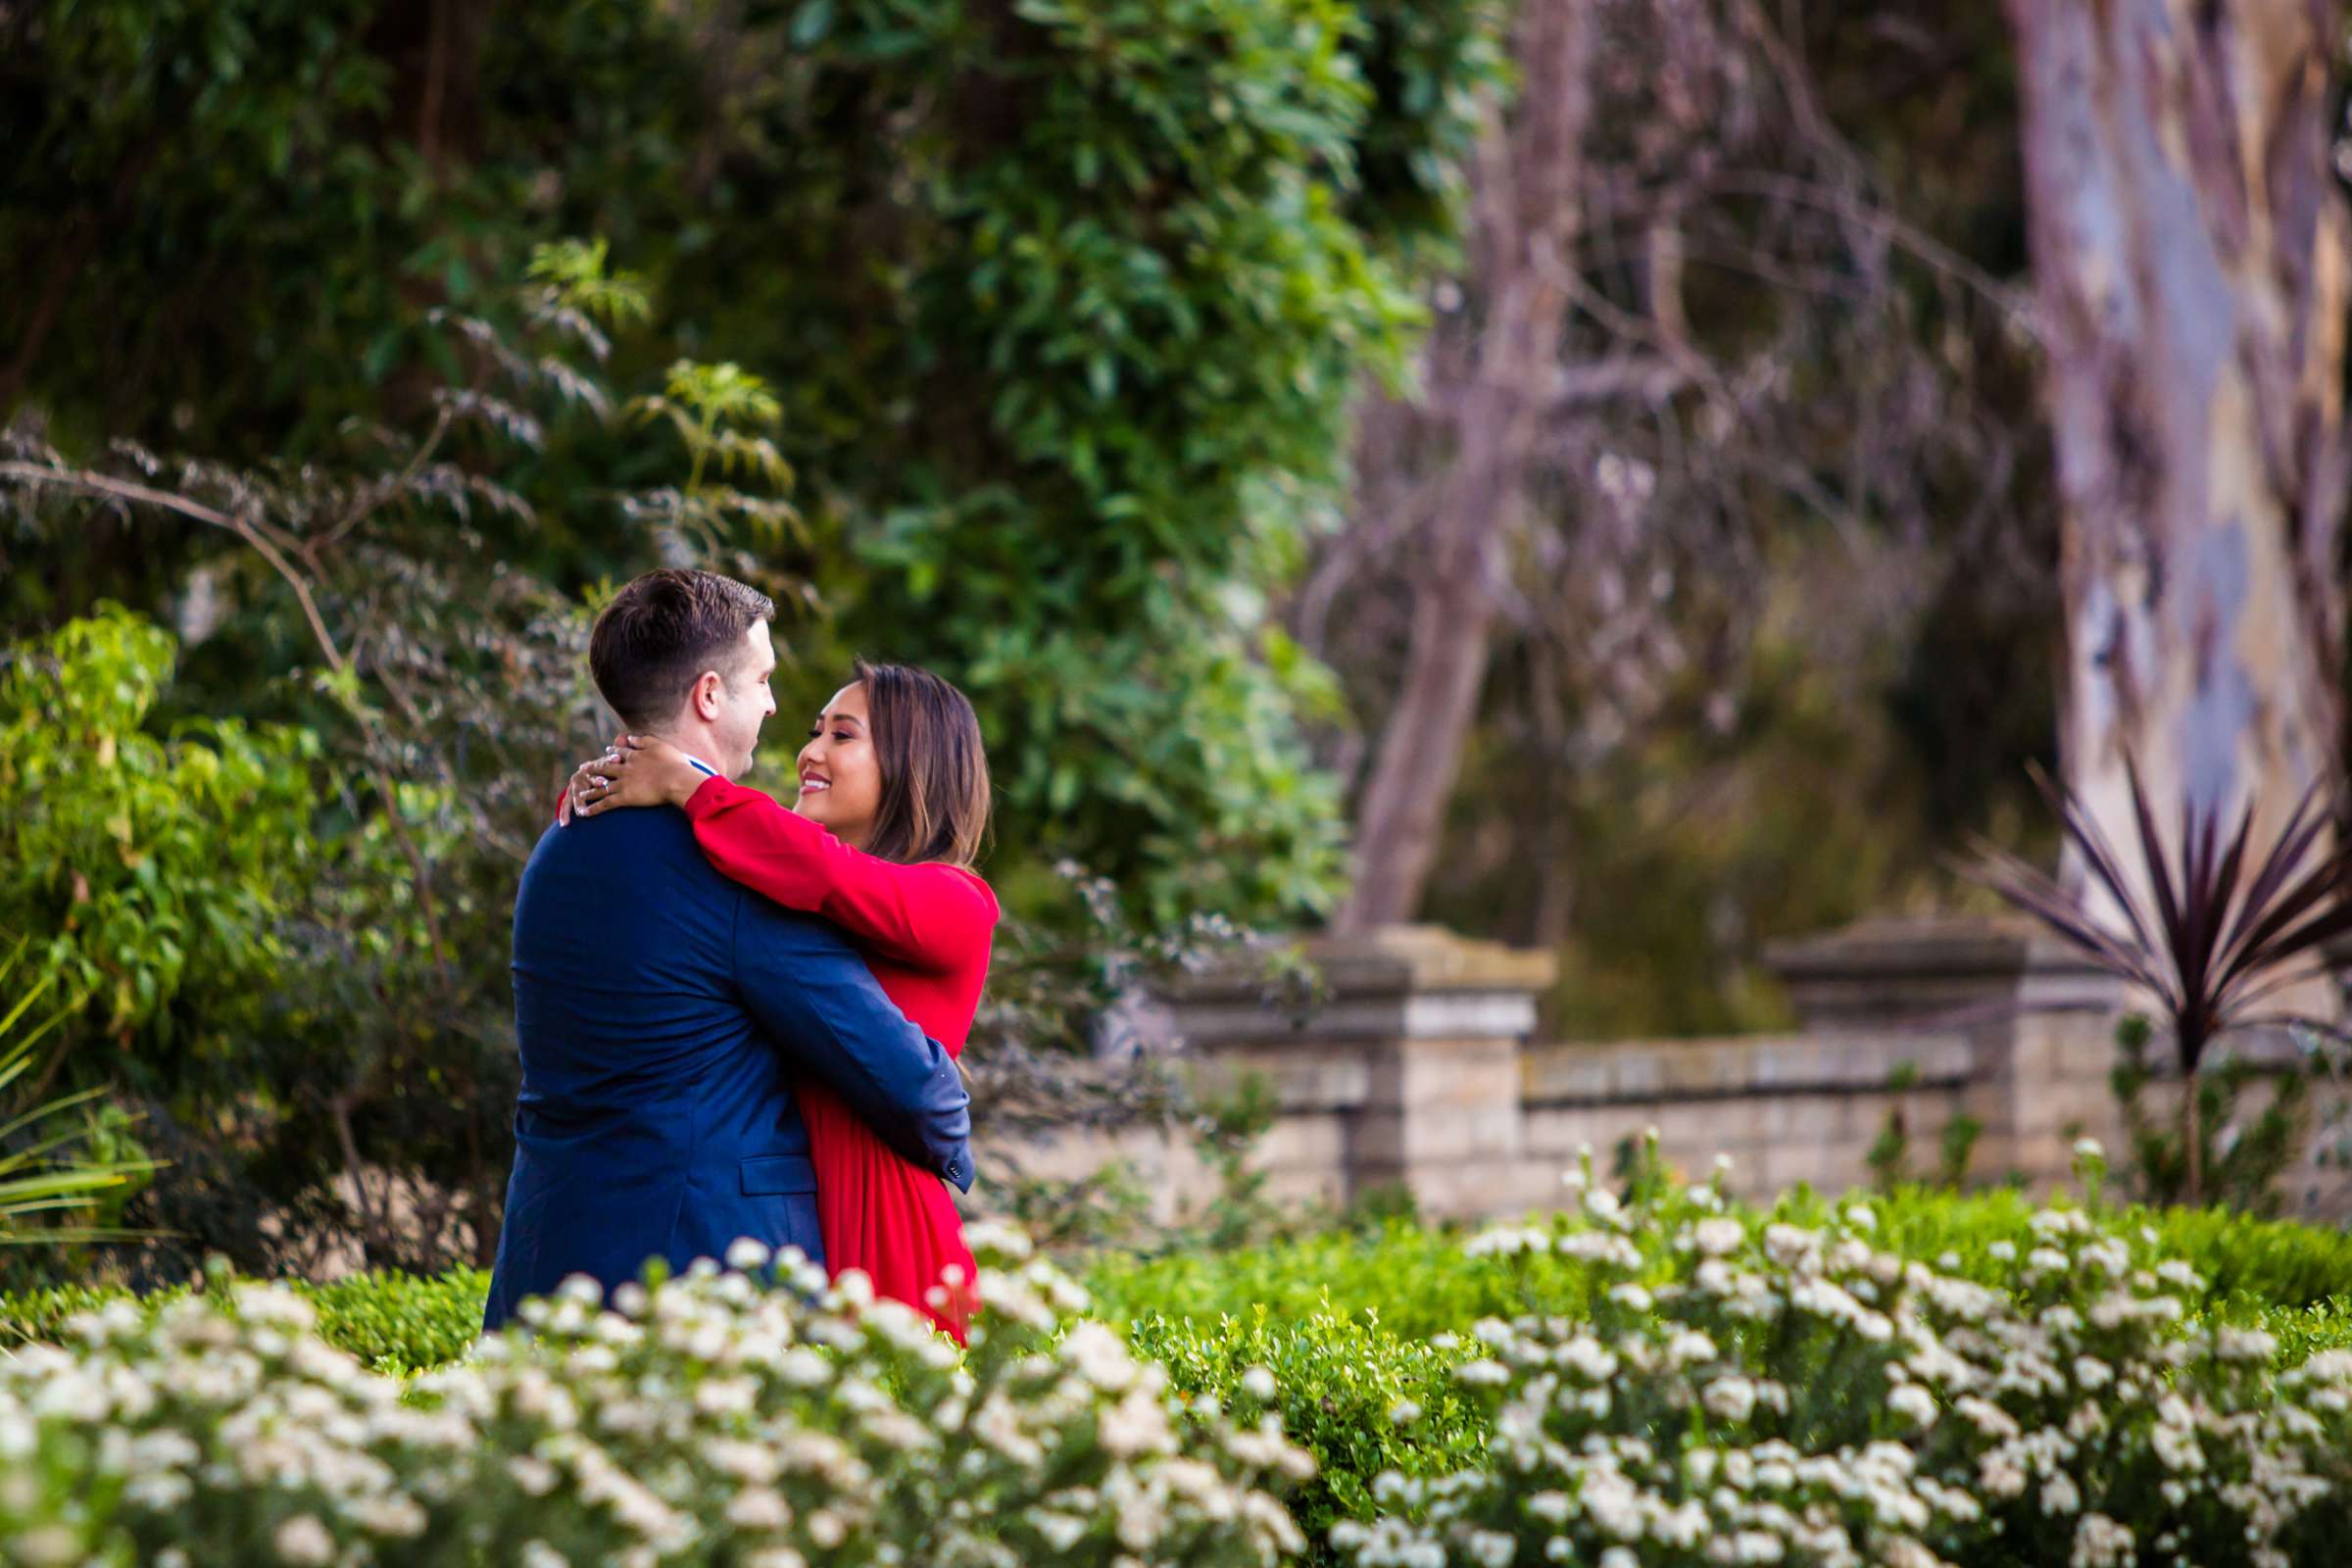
[707,620,778,777]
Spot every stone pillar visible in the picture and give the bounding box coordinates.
[1162,924,1558,1219]
[1763,915,2131,1189]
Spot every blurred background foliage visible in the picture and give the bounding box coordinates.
[0,0,1502,1274]
[5,0,1507,928]
[3,0,2337,1272]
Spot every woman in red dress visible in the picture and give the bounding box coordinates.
[564,660,994,1341]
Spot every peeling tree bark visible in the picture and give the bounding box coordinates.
[1336,0,1596,932]
[2009,0,2352,1197]
[2010,0,2350,869]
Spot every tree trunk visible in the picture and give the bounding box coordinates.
[368,0,495,171]
[2008,0,2350,914]
[1336,0,1596,931]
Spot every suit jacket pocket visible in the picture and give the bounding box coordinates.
[739,1153,819,1197]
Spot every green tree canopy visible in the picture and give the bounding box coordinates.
[3,0,1505,925]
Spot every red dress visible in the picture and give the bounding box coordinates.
[681,776,996,1341]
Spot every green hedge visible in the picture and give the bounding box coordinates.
[5,1236,1309,1568]
[1130,1305,1486,1555]
[1312,1178,2352,1568]
[1097,1181,2352,1566]
[17,1183,2352,1568]
[0,1265,490,1376]
[1818,1184,2352,1313]
[12,1191,2352,1378]
[9,1186,2352,1566]
[1086,1217,1625,1341]
[1090,1187,2352,1342]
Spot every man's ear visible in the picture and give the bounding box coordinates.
[690,669,724,720]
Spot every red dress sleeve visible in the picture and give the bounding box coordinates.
[680,775,997,972]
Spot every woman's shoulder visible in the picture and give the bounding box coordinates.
[918,861,1002,920]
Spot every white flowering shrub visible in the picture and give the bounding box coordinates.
[1335,1155,2352,1568]
[0,1226,1312,1567]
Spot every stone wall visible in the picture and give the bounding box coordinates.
[1520,1030,1973,1202]
[982,917,2350,1226]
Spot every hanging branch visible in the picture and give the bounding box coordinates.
[0,464,348,675]
[0,460,460,976]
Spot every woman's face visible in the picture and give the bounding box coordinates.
[794,682,884,847]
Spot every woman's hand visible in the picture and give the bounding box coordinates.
[564,734,710,822]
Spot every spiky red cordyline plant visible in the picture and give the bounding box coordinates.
[1967,759,2352,1204]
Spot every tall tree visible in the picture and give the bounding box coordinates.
[1320,0,2047,948]
[2008,1,2351,890]
[1335,0,1596,931]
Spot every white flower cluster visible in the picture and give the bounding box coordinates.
[1336,1156,2352,1568]
[0,1239,1311,1568]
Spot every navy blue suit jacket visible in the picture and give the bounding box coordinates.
[482,806,973,1330]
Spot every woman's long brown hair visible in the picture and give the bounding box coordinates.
[853,659,993,868]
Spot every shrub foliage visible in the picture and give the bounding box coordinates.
[15,1177,2352,1565]
[1,1230,1310,1568]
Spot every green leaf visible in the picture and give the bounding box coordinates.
[790,0,835,46]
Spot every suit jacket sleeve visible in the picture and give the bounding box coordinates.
[728,893,974,1192]
[683,775,997,972]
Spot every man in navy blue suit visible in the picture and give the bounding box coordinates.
[483,568,972,1330]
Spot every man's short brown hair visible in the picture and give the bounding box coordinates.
[588,569,775,729]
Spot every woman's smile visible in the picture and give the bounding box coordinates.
[792,682,883,847]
